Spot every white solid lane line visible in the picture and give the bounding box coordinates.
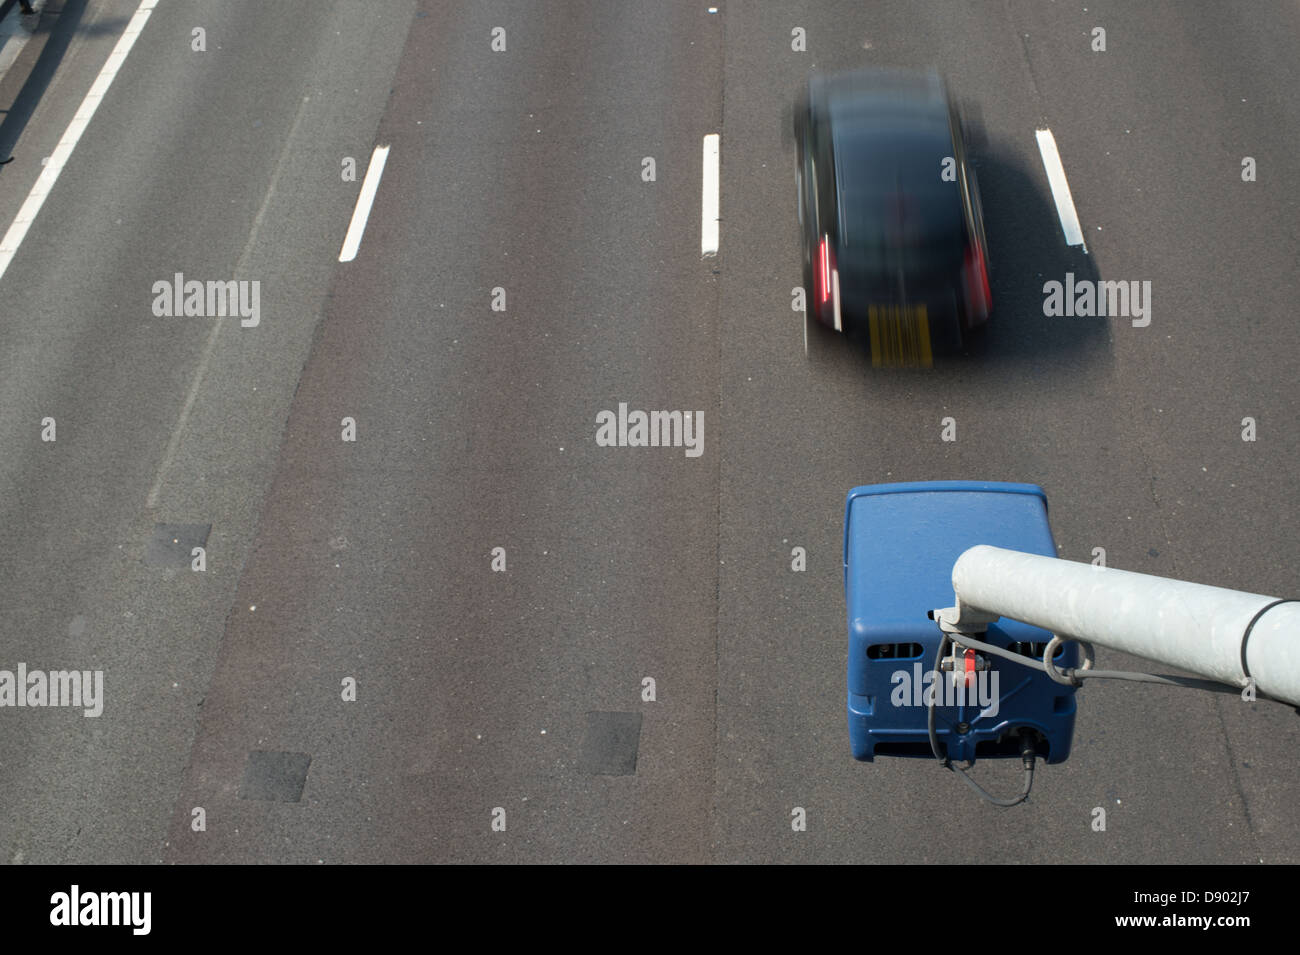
[0,7,35,82]
[338,144,391,263]
[1035,128,1087,252]
[0,0,159,286]
[831,269,842,332]
[701,133,720,257]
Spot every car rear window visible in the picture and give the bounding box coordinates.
[832,119,965,271]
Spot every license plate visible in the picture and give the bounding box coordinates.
[867,304,932,368]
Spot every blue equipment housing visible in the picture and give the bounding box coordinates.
[844,481,1078,765]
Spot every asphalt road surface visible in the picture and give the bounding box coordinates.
[1,0,1297,864]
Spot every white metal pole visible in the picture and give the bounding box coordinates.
[950,545,1300,706]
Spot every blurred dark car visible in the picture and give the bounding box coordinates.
[794,68,991,366]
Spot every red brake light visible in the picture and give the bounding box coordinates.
[818,237,831,304]
[965,242,991,314]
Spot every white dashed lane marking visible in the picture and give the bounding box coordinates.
[339,144,391,263]
[1035,128,1087,252]
[701,133,720,257]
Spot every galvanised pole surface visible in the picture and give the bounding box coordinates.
[950,545,1300,706]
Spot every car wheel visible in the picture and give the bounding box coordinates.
[795,158,804,227]
[801,237,816,317]
[804,301,838,359]
[954,292,990,357]
[960,309,989,356]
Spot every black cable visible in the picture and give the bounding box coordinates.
[957,631,1249,696]
[927,633,1034,807]
[926,615,1294,805]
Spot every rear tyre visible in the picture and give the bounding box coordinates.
[803,305,838,360]
[955,297,990,357]
[801,249,815,321]
[961,311,989,357]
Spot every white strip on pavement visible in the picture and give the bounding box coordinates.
[831,268,841,332]
[338,144,390,262]
[0,0,159,285]
[0,7,34,81]
[701,133,720,257]
[1035,128,1087,252]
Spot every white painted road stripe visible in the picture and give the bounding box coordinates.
[701,133,720,256]
[338,144,391,263]
[0,0,159,285]
[1035,128,1087,251]
[0,6,34,81]
[831,268,842,332]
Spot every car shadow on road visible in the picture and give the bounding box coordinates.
[835,140,1116,388]
[965,142,1111,369]
[0,0,128,168]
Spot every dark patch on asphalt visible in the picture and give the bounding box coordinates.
[580,711,642,776]
[239,750,312,802]
[144,523,211,567]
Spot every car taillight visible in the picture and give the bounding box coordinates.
[818,236,832,304]
[965,242,991,316]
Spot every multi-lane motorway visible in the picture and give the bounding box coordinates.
[1,0,1297,864]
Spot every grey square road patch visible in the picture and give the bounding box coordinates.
[239,750,312,802]
[145,523,211,567]
[580,711,642,776]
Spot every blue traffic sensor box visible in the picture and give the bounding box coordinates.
[844,481,1078,764]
